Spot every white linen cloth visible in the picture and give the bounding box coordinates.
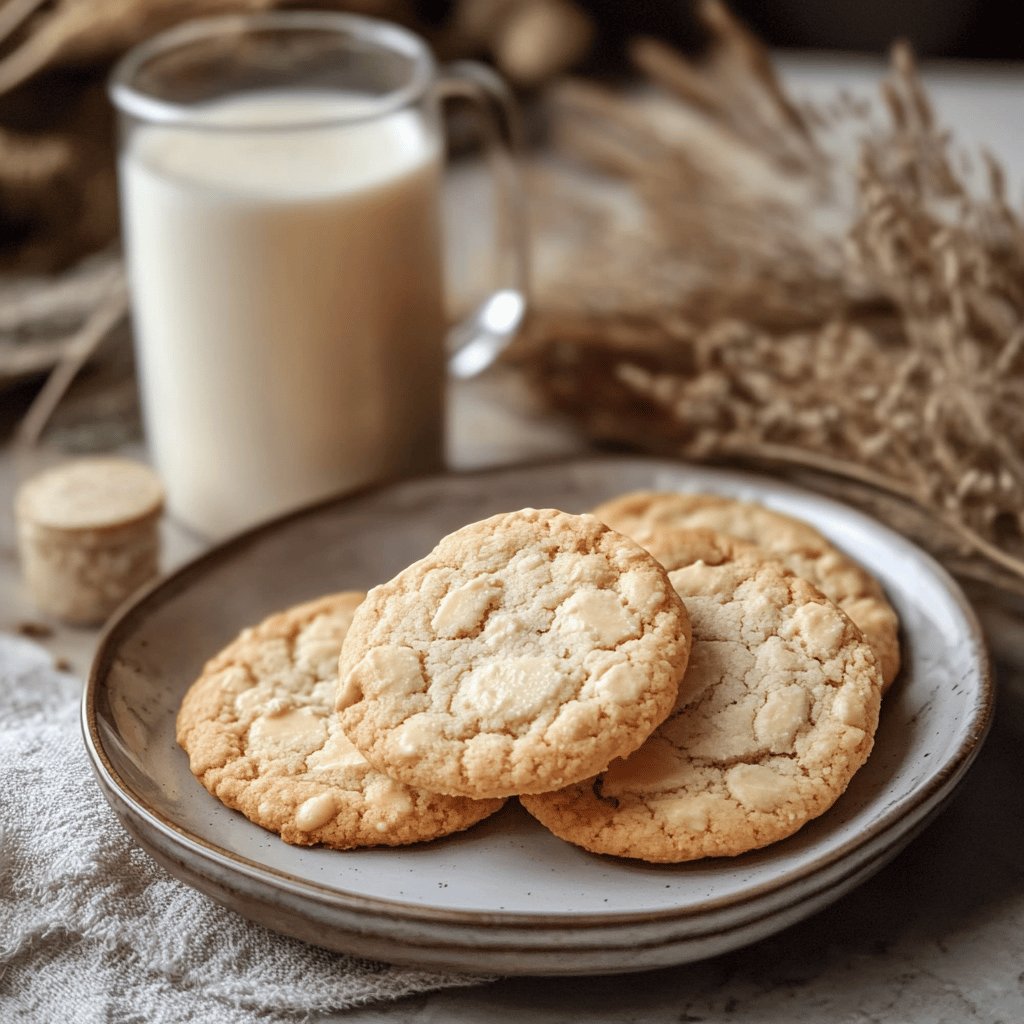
[0,635,486,1023]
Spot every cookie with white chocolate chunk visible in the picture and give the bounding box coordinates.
[521,529,883,862]
[177,593,503,849]
[336,509,692,800]
[592,490,901,689]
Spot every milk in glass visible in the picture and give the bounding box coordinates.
[120,92,445,536]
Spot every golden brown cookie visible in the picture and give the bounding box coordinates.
[336,509,692,799]
[177,593,503,849]
[592,490,901,689]
[521,529,883,862]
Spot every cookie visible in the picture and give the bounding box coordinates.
[336,509,692,799]
[177,593,503,849]
[641,526,764,567]
[521,529,883,862]
[592,490,901,689]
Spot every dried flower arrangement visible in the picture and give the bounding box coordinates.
[517,0,1024,597]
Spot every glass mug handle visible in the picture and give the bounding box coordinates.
[436,62,530,380]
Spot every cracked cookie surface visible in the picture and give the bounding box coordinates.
[592,490,901,689]
[336,509,692,799]
[177,593,503,849]
[521,529,883,862]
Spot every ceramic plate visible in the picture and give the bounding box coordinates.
[83,457,992,974]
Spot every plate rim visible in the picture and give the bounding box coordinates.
[106,781,938,964]
[82,454,995,930]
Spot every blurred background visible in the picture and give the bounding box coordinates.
[704,0,1023,56]
[3,0,1024,634]
[1,0,1021,280]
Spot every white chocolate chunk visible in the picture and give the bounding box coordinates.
[432,577,502,637]
[247,708,326,756]
[453,657,563,726]
[726,763,787,812]
[555,589,637,646]
[295,792,338,831]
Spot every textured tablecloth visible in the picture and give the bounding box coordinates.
[0,635,486,1023]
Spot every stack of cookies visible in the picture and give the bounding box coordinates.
[177,492,897,863]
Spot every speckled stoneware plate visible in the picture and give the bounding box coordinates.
[83,456,992,975]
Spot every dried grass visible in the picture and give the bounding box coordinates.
[518,1,1024,593]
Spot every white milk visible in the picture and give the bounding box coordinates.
[120,91,446,537]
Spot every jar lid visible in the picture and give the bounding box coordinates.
[16,458,164,533]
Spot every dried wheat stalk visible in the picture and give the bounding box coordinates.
[520,1,1024,593]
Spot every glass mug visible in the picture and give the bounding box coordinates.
[110,12,527,538]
